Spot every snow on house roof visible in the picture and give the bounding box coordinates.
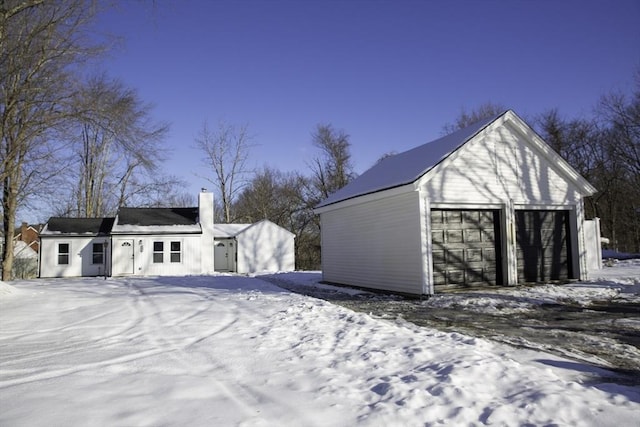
[213,223,252,238]
[111,207,201,234]
[41,217,115,236]
[316,111,505,209]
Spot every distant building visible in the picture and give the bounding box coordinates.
[39,191,295,278]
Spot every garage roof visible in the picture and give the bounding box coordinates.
[316,112,503,208]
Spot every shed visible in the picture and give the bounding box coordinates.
[213,219,295,274]
[315,110,597,295]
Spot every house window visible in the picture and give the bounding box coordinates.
[58,243,70,265]
[153,241,164,263]
[170,241,181,263]
[92,243,104,264]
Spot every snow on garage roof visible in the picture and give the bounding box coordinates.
[316,111,506,209]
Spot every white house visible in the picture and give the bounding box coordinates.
[39,191,296,278]
[213,219,295,274]
[109,191,215,276]
[315,110,597,296]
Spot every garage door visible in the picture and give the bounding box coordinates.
[515,210,572,283]
[431,209,501,287]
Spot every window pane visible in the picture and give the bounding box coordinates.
[58,243,69,265]
[92,243,104,264]
[170,241,180,252]
[153,253,163,263]
[170,253,181,263]
[153,241,163,252]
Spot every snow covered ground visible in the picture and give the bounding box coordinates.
[1,265,639,426]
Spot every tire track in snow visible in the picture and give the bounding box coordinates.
[124,276,324,426]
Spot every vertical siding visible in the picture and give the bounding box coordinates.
[420,125,582,205]
[321,191,425,294]
[236,221,295,273]
[40,236,109,278]
[111,234,203,276]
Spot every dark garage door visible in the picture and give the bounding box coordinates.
[431,209,501,287]
[515,210,572,283]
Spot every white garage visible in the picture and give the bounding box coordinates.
[315,110,597,295]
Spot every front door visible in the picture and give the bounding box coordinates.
[214,239,234,272]
[113,239,135,275]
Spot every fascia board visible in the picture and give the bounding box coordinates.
[314,183,415,214]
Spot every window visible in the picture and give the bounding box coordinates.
[153,241,164,263]
[92,243,104,264]
[58,243,70,265]
[170,241,181,263]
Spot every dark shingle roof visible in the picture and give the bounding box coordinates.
[43,217,115,235]
[116,207,198,226]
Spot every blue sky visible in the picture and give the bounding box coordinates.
[94,0,639,197]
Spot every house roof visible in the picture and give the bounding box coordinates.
[316,112,504,208]
[213,220,296,238]
[41,217,115,236]
[116,207,199,226]
[111,207,201,234]
[213,223,252,238]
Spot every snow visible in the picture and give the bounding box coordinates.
[213,223,252,237]
[110,224,202,233]
[316,112,502,208]
[421,259,640,313]
[1,267,639,426]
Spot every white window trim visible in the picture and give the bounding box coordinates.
[58,242,71,265]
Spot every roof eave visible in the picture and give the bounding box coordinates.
[314,183,415,214]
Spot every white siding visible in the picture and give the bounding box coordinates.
[419,124,583,205]
[235,220,295,273]
[584,217,603,272]
[320,191,425,294]
[110,234,203,276]
[40,236,109,278]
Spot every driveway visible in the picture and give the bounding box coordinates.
[264,272,640,384]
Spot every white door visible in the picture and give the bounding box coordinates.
[113,239,135,275]
[214,240,234,272]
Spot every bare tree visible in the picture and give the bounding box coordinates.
[1,0,102,280]
[308,124,355,201]
[66,74,170,217]
[195,120,253,223]
[442,102,506,134]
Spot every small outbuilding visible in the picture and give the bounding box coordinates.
[315,110,597,296]
[213,219,296,274]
